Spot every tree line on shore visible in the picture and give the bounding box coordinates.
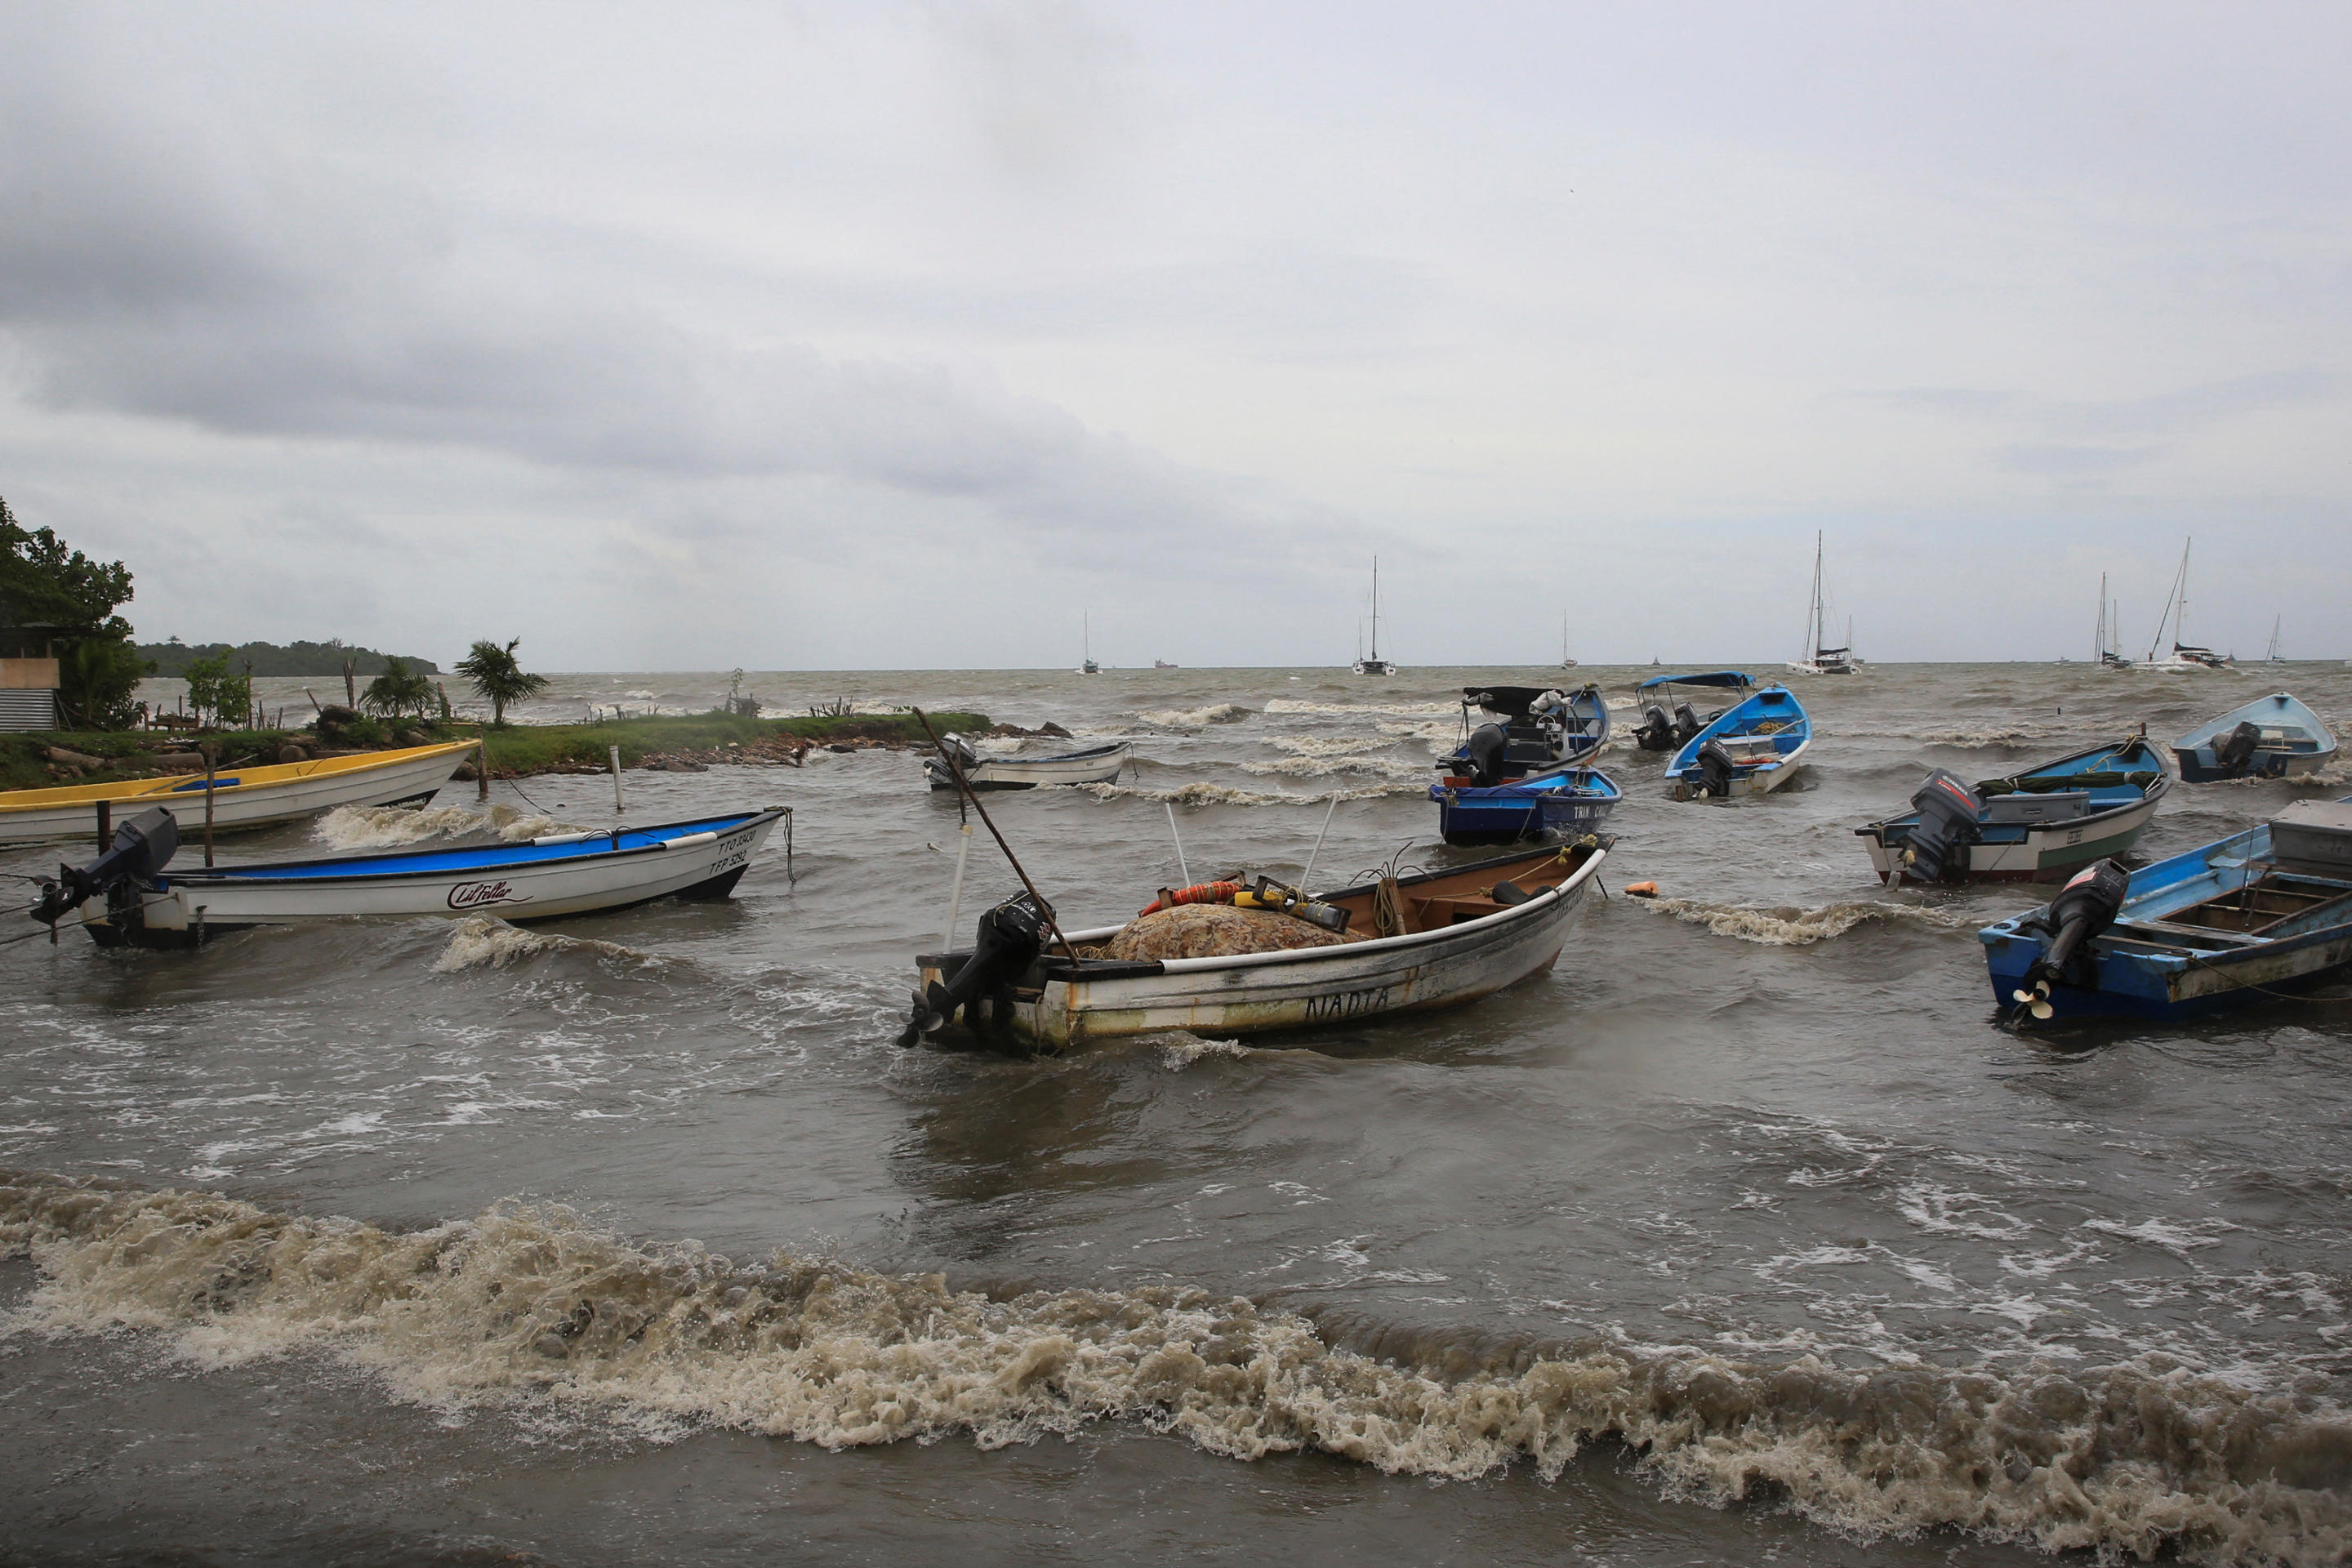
[3,497,550,733]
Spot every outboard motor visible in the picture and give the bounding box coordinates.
[1897,769,1982,884]
[2011,859,2130,1020]
[923,733,983,789]
[1633,703,1676,751]
[30,807,179,930]
[2214,720,2263,778]
[1695,739,1739,799]
[1672,703,1704,745]
[1463,723,1510,788]
[900,889,1054,1046]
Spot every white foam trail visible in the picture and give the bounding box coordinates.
[2,1173,2344,1564]
[1076,782,1420,807]
[431,916,653,973]
[1239,755,1427,781]
[1263,698,1459,717]
[314,804,566,851]
[1632,896,1976,947]
[1137,705,1253,728]
[1152,1033,1253,1071]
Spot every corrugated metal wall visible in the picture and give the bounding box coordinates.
[0,688,59,731]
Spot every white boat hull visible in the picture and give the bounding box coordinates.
[0,744,474,845]
[102,815,779,938]
[1674,735,1811,800]
[1860,791,2162,884]
[937,744,1131,790]
[923,845,1607,1046]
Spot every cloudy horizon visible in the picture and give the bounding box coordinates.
[3,2,2345,670]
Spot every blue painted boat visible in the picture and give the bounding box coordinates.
[1629,671,1752,751]
[1980,798,2352,1022]
[29,808,787,949]
[1664,685,1811,800]
[2171,693,2338,782]
[1855,735,2171,884]
[1429,764,1620,845]
[1434,684,1609,786]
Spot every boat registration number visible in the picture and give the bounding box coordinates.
[707,834,754,875]
[1302,984,1392,1022]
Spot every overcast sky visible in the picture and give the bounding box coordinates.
[2,2,2345,670]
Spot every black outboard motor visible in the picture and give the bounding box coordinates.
[30,807,179,930]
[2011,858,2130,1020]
[2214,720,2263,778]
[1695,739,1739,798]
[923,733,984,789]
[1633,703,1676,751]
[1672,703,1704,745]
[900,889,1054,1046]
[1463,723,1509,787]
[1897,769,1982,884]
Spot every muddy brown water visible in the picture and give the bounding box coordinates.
[6,663,2351,1566]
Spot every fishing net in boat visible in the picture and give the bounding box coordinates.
[1102,903,1366,960]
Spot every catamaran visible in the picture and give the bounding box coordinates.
[2138,538,2230,670]
[1352,558,1396,675]
[1788,532,1860,675]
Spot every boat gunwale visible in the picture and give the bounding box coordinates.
[0,739,480,815]
[1031,841,1608,981]
[158,809,782,888]
[1856,737,2172,842]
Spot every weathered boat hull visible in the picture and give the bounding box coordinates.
[919,843,1608,1047]
[0,742,477,845]
[1860,791,2164,883]
[1978,813,2352,1021]
[2172,693,2338,782]
[81,811,782,947]
[925,743,1130,791]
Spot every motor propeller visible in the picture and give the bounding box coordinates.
[2008,858,2129,1023]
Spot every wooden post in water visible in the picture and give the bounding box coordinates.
[477,732,490,801]
[609,744,624,812]
[96,799,112,847]
[202,751,217,867]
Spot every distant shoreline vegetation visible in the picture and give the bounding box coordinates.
[138,639,441,678]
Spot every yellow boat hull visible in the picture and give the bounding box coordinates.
[0,742,478,845]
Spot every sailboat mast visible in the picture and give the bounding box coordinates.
[1803,531,1824,660]
[1369,557,1380,661]
[2176,537,2191,650]
[2096,573,2106,661]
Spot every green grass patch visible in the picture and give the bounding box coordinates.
[1,710,992,791]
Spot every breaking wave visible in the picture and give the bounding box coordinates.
[1240,755,1428,781]
[1076,782,1421,807]
[1263,698,1459,717]
[2,1171,2345,1564]
[314,803,566,851]
[1137,705,1253,728]
[1147,1032,1254,1071]
[431,916,657,973]
[1631,895,1977,947]
[1268,735,1395,758]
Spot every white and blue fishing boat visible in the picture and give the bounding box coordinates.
[1980,798,2352,1022]
[2171,693,2338,782]
[1434,684,1608,786]
[28,806,786,949]
[1629,671,1752,752]
[1430,764,1619,845]
[1855,735,2170,884]
[1664,685,1811,800]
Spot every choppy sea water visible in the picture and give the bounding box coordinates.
[10,662,2352,1567]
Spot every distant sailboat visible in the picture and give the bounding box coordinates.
[2139,538,2229,670]
[1788,532,1861,675]
[1352,558,1396,675]
[1560,612,1577,669]
[1079,612,1100,675]
[2094,574,2131,669]
[2266,616,2286,663]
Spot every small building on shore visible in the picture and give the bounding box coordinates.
[0,657,61,731]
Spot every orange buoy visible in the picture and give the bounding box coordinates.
[1625,880,1659,898]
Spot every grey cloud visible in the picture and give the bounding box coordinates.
[1870,368,2336,439]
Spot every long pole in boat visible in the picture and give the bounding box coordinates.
[202,748,216,867]
[1298,794,1339,892]
[912,707,1076,958]
[1164,801,1190,887]
[942,817,973,948]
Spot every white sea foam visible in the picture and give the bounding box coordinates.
[1152,1033,1253,1071]
[2,1172,2345,1565]
[1137,704,1252,728]
[1239,755,1427,781]
[1075,782,1421,807]
[1630,895,1976,947]
[314,803,565,850]
[431,916,654,973]
[1263,699,1459,717]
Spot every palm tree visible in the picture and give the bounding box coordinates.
[455,637,550,725]
[360,657,436,719]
